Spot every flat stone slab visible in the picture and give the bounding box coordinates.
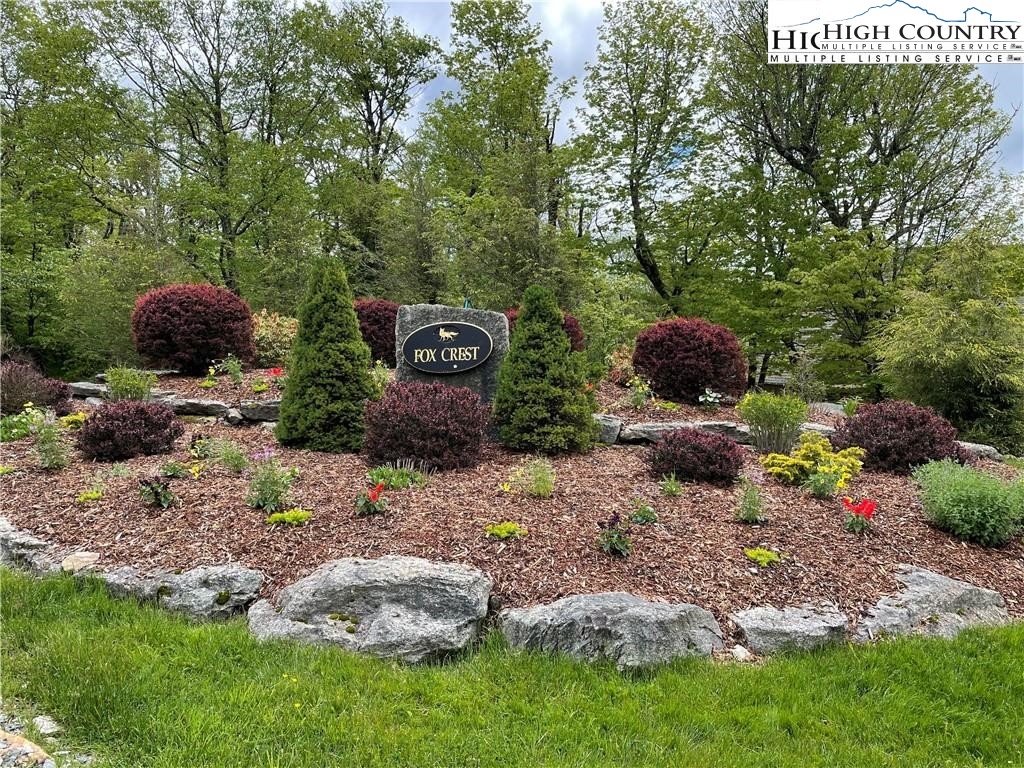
[248,556,492,663]
[731,603,847,655]
[239,400,280,422]
[808,402,846,417]
[956,440,1002,462]
[157,397,230,417]
[96,563,262,620]
[500,592,724,669]
[394,304,509,402]
[61,551,100,574]
[68,381,107,398]
[593,414,623,444]
[800,421,836,437]
[855,565,1009,642]
[0,518,56,575]
[618,421,751,445]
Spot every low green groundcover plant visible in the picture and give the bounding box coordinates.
[266,509,312,526]
[913,460,1023,547]
[484,521,527,540]
[4,571,1024,767]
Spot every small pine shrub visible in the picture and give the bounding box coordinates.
[737,393,808,454]
[913,460,1023,547]
[504,306,585,352]
[277,264,373,453]
[266,508,312,526]
[734,479,766,523]
[833,400,958,474]
[0,362,71,416]
[632,317,747,404]
[104,366,157,401]
[493,285,596,454]
[35,420,69,470]
[364,381,490,471]
[76,402,184,461]
[485,521,528,540]
[353,298,400,367]
[649,428,745,485]
[131,284,255,374]
[252,309,298,367]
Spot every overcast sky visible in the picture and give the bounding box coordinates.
[384,0,1024,174]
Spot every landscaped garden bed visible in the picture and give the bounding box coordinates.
[3,401,1021,644]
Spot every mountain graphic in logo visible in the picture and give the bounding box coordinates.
[786,1,1017,27]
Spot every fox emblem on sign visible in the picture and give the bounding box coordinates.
[438,327,459,342]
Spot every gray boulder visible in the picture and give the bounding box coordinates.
[160,397,230,417]
[158,564,264,620]
[248,556,492,663]
[694,420,752,444]
[617,421,692,444]
[731,603,847,654]
[956,440,1003,462]
[855,565,1009,642]
[500,592,723,670]
[808,402,846,417]
[0,518,56,574]
[97,566,160,601]
[224,407,244,425]
[84,397,105,407]
[68,381,107,398]
[593,414,623,444]
[239,399,280,422]
[800,422,836,438]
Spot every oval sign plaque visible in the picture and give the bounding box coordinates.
[401,322,494,374]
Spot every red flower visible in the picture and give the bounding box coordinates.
[268,367,284,377]
[843,497,877,520]
[367,482,385,503]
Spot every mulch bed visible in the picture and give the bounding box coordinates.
[3,409,1021,643]
[156,370,286,404]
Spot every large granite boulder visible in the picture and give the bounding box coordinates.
[956,440,1002,462]
[0,518,56,574]
[96,563,263,619]
[248,556,492,663]
[731,603,847,655]
[854,565,1009,642]
[618,420,752,445]
[239,399,280,422]
[68,381,107,398]
[394,304,509,402]
[500,593,723,669]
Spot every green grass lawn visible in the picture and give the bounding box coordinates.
[2,570,1023,768]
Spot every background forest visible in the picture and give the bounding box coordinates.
[3,0,1023,414]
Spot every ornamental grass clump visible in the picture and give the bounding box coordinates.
[649,428,745,485]
[734,479,766,524]
[367,462,427,490]
[277,263,373,453]
[913,460,1023,547]
[737,392,808,454]
[493,285,597,454]
[104,366,157,401]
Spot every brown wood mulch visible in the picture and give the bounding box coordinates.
[2,413,1021,642]
[157,370,286,403]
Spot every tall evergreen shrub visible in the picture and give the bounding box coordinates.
[276,263,372,452]
[493,285,597,454]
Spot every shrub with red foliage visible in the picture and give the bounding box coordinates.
[76,401,184,461]
[364,381,491,470]
[832,399,958,474]
[354,298,400,367]
[632,318,746,403]
[0,362,71,415]
[505,307,585,352]
[650,428,745,485]
[132,284,255,374]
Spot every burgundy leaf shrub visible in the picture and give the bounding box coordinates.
[354,298,400,367]
[76,401,184,461]
[649,428,745,485]
[632,318,747,403]
[363,381,491,470]
[832,399,958,474]
[0,362,71,415]
[505,307,585,352]
[132,284,255,374]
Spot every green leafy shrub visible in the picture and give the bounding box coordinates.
[366,462,426,490]
[632,317,747,404]
[35,420,69,470]
[649,428,745,485]
[783,352,826,404]
[744,547,781,568]
[364,382,490,471]
[189,433,215,460]
[138,477,176,509]
[737,393,808,454]
[913,460,1023,547]
[216,354,244,385]
[493,285,596,454]
[367,360,390,400]
[630,500,658,525]
[735,480,766,524]
[485,521,528,540]
[104,366,157,401]
[266,508,312,526]
[252,309,298,367]
[840,397,862,418]
[247,448,298,512]
[760,432,865,491]
[626,375,652,408]
[833,400,957,474]
[276,263,373,453]
[802,471,841,498]
[596,513,631,557]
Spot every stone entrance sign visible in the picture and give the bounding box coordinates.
[395,304,509,401]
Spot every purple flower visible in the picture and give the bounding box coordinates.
[250,446,276,463]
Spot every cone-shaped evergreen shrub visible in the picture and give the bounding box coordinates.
[493,285,597,454]
[276,263,373,452]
